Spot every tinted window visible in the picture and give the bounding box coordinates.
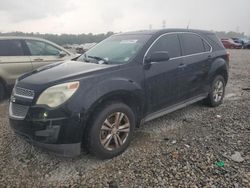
[149,34,181,58]
[26,40,60,56]
[203,40,211,52]
[180,33,205,55]
[0,40,24,56]
[206,33,225,50]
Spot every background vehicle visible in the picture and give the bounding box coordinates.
[231,37,244,46]
[243,38,250,49]
[221,38,242,49]
[241,38,250,49]
[245,39,250,49]
[0,37,79,100]
[9,29,229,159]
[231,37,250,49]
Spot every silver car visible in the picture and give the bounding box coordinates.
[0,36,79,100]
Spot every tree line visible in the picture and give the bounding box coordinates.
[0,30,247,46]
[0,31,114,45]
[212,31,246,39]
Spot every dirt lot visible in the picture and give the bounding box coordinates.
[0,50,249,187]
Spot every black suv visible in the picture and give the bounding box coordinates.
[9,29,229,159]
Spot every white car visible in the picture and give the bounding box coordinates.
[0,36,79,100]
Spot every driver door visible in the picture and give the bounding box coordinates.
[144,33,183,113]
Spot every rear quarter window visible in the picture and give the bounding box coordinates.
[203,40,211,52]
[0,40,25,56]
[205,33,225,50]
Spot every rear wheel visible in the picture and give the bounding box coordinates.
[0,82,5,101]
[87,103,135,159]
[205,75,225,107]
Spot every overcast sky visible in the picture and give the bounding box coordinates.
[0,0,249,35]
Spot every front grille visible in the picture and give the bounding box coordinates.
[9,102,29,120]
[14,87,35,99]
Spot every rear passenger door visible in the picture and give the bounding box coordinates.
[24,40,69,70]
[0,39,32,85]
[144,33,183,113]
[178,33,212,101]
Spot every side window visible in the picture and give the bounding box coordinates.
[149,34,181,58]
[0,40,24,56]
[206,33,224,49]
[180,33,205,55]
[26,40,61,56]
[203,40,211,52]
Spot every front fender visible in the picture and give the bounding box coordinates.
[86,77,143,106]
[68,77,144,116]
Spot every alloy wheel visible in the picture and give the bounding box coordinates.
[100,112,130,151]
[213,80,224,102]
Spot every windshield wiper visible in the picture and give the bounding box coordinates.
[87,55,109,64]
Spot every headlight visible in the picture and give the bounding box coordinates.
[36,81,79,108]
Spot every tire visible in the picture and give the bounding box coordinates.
[205,75,226,107]
[0,82,5,101]
[87,102,135,159]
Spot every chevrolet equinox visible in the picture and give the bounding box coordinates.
[9,29,229,159]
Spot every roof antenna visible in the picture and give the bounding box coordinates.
[187,20,191,29]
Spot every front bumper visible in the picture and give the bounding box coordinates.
[9,102,83,157]
[12,126,81,157]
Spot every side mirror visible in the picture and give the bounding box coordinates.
[145,51,170,63]
[59,51,67,58]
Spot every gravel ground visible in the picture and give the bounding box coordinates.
[0,49,249,187]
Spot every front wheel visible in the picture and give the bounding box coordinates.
[205,75,226,107]
[87,103,135,159]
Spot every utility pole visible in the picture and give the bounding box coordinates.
[149,24,152,30]
[187,20,191,29]
[162,20,166,29]
[236,26,239,33]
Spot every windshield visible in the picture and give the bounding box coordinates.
[77,34,150,64]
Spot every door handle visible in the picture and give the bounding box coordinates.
[34,58,44,61]
[178,63,187,69]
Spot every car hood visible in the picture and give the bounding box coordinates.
[18,60,116,86]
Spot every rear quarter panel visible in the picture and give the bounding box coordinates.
[206,50,229,89]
